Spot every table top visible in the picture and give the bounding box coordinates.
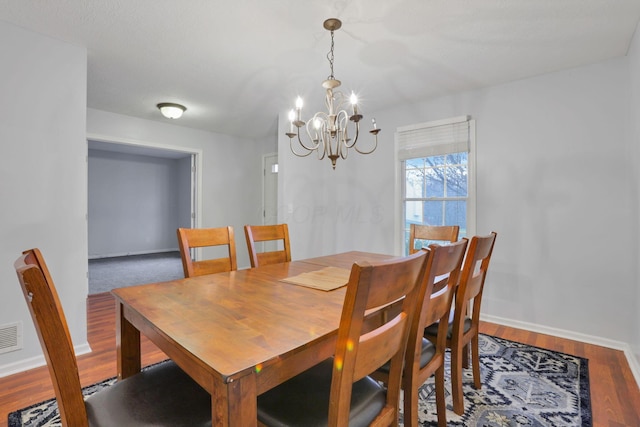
[111,251,397,385]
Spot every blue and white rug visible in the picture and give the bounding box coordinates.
[8,334,591,426]
[8,376,117,427]
[410,334,591,426]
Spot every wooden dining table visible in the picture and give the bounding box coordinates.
[112,251,397,426]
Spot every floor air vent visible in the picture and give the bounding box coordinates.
[0,322,22,354]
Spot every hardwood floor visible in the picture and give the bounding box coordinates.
[1,293,639,426]
[0,293,167,427]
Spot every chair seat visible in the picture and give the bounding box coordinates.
[424,317,472,339]
[86,361,211,427]
[257,359,386,427]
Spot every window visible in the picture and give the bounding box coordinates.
[397,117,476,255]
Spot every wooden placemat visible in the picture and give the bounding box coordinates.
[281,266,351,291]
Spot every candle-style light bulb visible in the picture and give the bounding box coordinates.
[313,117,322,140]
[372,118,377,129]
[295,97,303,122]
[350,92,358,115]
[288,109,295,132]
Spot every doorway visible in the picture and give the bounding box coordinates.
[87,137,202,293]
[261,153,278,253]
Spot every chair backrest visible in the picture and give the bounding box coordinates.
[453,232,497,329]
[14,249,89,426]
[409,224,460,254]
[328,250,428,425]
[417,239,468,334]
[177,226,237,277]
[244,223,291,268]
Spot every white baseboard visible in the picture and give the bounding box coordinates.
[482,313,640,390]
[88,248,179,260]
[0,343,92,378]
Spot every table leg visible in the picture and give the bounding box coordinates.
[116,301,141,380]
[212,373,257,426]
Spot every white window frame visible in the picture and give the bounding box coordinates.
[394,116,476,255]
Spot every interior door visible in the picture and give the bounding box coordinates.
[263,153,278,252]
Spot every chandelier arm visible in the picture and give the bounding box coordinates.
[289,136,315,157]
[339,132,349,160]
[307,113,329,142]
[312,118,329,160]
[318,135,327,160]
[337,111,358,149]
[332,91,347,111]
[344,129,358,149]
[294,124,320,152]
[353,132,378,155]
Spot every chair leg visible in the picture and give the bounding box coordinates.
[403,380,420,427]
[434,366,447,427]
[451,345,465,415]
[471,334,482,389]
[462,342,470,369]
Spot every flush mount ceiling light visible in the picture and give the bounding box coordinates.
[157,102,186,119]
[286,18,380,170]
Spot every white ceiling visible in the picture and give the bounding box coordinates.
[2,0,640,140]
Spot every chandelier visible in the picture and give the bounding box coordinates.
[286,18,380,169]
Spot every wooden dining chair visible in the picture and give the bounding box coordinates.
[372,239,468,427]
[177,226,237,277]
[14,248,212,427]
[244,223,291,268]
[257,250,428,426]
[424,231,497,415]
[408,224,460,254]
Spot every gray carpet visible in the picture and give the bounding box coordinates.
[88,252,184,294]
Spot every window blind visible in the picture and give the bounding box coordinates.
[397,116,470,160]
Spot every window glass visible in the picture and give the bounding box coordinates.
[405,158,424,169]
[403,151,469,254]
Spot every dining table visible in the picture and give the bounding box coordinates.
[112,250,397,426]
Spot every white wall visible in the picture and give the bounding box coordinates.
[87,109,266,269]
[627,23,640,365]
[278,115,394,260]
[279,54,637,351]
[88,149,189,257]
[0,22,88,371]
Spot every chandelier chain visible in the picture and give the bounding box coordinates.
[327,30,335,80]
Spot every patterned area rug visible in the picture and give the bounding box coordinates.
[8,334,591,427]
[408,334,592,426]
[8,377,117,427]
